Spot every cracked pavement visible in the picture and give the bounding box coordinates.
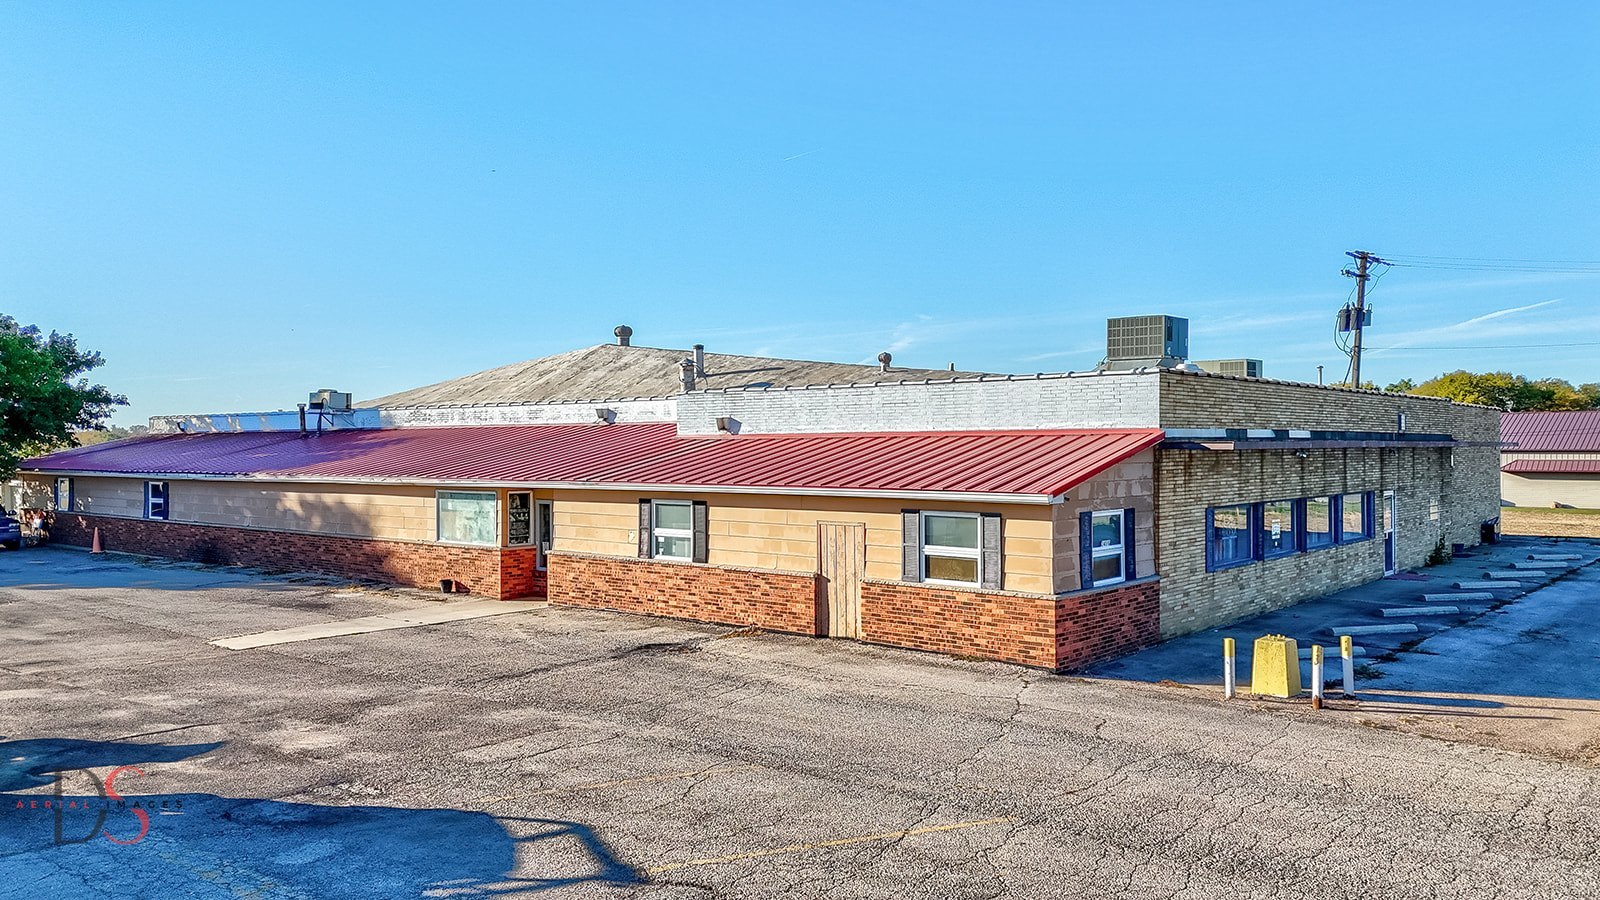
[1,547,1597,898]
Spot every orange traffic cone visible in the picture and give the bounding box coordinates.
[90,528,104,554]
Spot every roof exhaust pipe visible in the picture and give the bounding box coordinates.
[693,343,706,378]
[877,351,892,373]
[297,403,308,437]
[614,324,633,347]
[679,357,696,393]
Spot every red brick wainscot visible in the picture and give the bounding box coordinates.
[858,576,1162,671]
[545,551,821,636]
[42,512,543,600]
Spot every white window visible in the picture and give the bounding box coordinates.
[651,500,694,560]
[437,491,498,546]
[145,481,168,521]
[1089,510,1125,587]
[921,511,981,585]
[55,477,73,511]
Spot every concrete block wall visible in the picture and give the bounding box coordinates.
[676,372,1162,435]
[1052,452,1157,593]
[377,398,677,428]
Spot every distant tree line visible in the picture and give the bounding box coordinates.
[1381,371,1600,411]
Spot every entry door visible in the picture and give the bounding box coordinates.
[536,500,554,571]
[1382,491,1397,576]
[818,523,866,639]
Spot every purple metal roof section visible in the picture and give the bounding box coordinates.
[1502,458,1600,475]
[26,424,1164,498]
[25,424,683,481]
[1501,410,1600,452]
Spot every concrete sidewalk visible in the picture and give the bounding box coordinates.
[1088,536,1600,690]
[211,598,547,649]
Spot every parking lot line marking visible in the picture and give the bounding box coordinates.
[475,765,762,803]
[643,816,1017,875]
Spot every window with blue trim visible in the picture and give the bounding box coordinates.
[1206,504,1254,570]
[1304,496,1335,549]
[1339,492,1372,542]
[1260,500,1298,558]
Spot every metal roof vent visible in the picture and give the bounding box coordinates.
[877,351,892,372]
[309,389,352,411]
[693,343,706,378]
[614,324,633,346]
[679,357,696,393]
[1191,358,1264,378]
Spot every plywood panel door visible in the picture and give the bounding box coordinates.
[818,523,866,639]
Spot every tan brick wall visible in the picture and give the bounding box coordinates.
[1156,370,1499,435]
[551,490,1056,594]
[1155,445,1497,637]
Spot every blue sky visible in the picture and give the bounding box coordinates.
[3,2,1597,426]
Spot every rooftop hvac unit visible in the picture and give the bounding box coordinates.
[1192,358,1265,378]
[1104,315,1189,367]
[309,389,352,411]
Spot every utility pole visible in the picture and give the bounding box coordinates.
[1341,250,1387,387]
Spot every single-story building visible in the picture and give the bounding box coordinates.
[1500,410,1600,509]
[20,322,1504,671]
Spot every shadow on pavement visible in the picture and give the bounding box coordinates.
[0,737,642,897]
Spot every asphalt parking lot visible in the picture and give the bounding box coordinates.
[2,547,1598,899]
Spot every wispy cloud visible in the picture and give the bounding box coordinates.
[1370,298,1564,356]
[782,149,820,162]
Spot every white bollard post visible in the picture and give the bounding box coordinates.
[1340,634,1355,697]
[1223,637,1236,700]
[1311,645,1325,710]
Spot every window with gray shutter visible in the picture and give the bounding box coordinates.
[1078,510,1093,590]
[901,510,921,582]
[637,499,652,558]
[980,513,1002,590]
[1122,507,1137,581]
[691,501,709,563]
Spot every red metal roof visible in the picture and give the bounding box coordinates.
[1502,458,1600,475]
[1501,411,1600,452]
[594,429,1162,497]
[26,424,1162,500]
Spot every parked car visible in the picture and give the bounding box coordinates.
[0,511,21,550]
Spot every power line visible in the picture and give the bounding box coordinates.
[1367,342,1600,350]
[1385,260,1600,274]
[1382,254,1600,265]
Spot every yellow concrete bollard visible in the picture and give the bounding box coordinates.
[1250,634,1301,698]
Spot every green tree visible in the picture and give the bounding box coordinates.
[1405,370,1600,410]
[0,315,126,479]
[72,424,148,447]
[1384,378,1416,393]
